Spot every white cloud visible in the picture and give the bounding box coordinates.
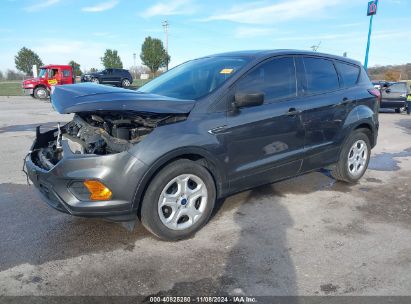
[24,0,60,12]
[234,27,277,38]
[82,0,119,13]
[203,0,342,24]
[143,0,197,17]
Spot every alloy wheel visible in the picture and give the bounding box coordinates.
[347,139,368,177]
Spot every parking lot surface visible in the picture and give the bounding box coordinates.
[0,96,410,296]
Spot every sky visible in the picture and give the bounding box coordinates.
[0,0,410,73]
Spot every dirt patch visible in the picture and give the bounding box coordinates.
[355,171,411,229]
[320,283,340,294]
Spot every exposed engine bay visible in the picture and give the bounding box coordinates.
[32,112,186,170]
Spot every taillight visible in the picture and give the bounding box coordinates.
[368,88,381,104]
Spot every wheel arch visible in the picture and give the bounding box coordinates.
[343,105,378,148]
[132,147,226,215]
[353,123,374,146]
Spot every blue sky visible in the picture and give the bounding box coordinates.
[0,0,410,72]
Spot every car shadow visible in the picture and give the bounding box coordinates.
[0,183,150,272]
[219,186,298,296]
[145,182,299,298]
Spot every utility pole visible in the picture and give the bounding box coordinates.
[162,20,169,71]
[133,53,136,79]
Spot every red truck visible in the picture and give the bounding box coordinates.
[22,65,74,99]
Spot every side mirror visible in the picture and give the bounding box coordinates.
[233,92,264,109]
[385,89,391,94]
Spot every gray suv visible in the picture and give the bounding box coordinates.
[25,50,379,241]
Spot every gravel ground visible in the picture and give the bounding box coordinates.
[0,96,410,297]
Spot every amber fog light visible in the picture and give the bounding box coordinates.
[83,180,112,201]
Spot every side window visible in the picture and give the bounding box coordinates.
[62,70,70,77]
[388,83,406,93]
[335,61,360,87]
[303,57,339,94]
[106,69,113,75]
[237,57,297,103]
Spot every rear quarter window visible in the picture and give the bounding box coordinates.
[335,61,360,87]
[303,57,340,94]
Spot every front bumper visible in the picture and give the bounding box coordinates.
[25,127,148,220]
[22,88,34,95]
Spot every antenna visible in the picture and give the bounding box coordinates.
[310,41,321,52]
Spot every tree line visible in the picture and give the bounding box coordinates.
[2,36,169,81]
[368,63,411,81]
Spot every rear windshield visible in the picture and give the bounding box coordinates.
[138,57,249,100]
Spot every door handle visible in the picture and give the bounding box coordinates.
[340,98,352,105]
[287,108,301,116]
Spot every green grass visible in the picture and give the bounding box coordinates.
[132,78,151,88]
[0,79,152,96]
[0,81,23,96]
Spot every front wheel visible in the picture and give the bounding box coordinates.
[91,78,100,84]
[140,159,216,241]
[121,79,131,87]
[331,129,371,183]
[34,87,49,100]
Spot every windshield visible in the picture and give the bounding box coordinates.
[38,68,47,78]
[138,57,249,100]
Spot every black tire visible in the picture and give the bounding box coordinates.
[331,129,371,184]
[33,87,49,100]
[140,159,216,241]
[121,79,131,88]
[91,78,100,84]
[395,108,401,113]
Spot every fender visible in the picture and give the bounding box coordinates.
[341,104,378,147]
[131,146,227,211]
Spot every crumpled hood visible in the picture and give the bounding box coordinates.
[51,83,196,114]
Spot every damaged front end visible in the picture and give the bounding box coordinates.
[24,83,195,219]
[32,112,186,170]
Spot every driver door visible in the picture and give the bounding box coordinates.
[225,56,306,193]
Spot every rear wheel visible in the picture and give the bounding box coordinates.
[140,159,216,241]
[121,79,131,87]
[34,87,49,100]
[331,129,371,183]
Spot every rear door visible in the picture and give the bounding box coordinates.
[225,56,306,192]
[298,56,354,171]
[381,82,407,108]
[102,69,113,83]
